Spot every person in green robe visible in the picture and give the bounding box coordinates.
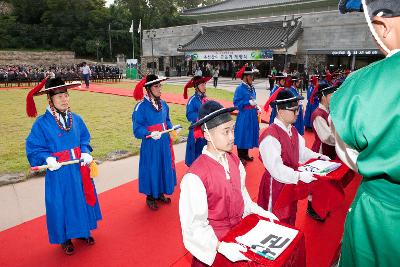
[333,1,400,266]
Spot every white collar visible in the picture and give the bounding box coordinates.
[274,118,292,137]
[318,103,329,113]
[386,49,400,58]
[242,81,254,89]
[144,95,160,110]
[202,146,231,180]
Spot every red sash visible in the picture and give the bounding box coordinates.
[243,105,256,110]
[52,147,96,206]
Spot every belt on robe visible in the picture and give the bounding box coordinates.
[243,105,256,110]
[146,123,175,170]
[52,147,96,206]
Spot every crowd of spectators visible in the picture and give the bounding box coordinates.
[0,63,122,86]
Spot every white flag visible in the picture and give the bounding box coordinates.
[137,19,141,34]
[129,20,133,33]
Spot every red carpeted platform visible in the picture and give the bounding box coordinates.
[0,131,361,267]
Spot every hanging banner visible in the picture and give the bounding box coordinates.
[186,50,273,61]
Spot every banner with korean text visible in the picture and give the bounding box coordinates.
[186,50,273,61]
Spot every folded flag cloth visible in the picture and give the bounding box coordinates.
[298,160,341,175]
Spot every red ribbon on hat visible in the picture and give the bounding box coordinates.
[133,76,147,101]
[26,77,49,118]
[235,66,246,78]
[325,72,333,83]
[193,125,204,139]
[183,76,212,99]
[183,79,194,99]
[310,83,319,104]
[284,76,293,88]
[263,87,285,112]
[311,75,318,87]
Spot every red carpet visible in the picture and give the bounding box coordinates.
[0,130,361,267]
[0,162,189,267]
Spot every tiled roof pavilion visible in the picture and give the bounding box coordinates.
[179,19,302,52]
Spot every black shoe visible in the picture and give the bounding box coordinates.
[157,194,171,204]
[61,239,75,255]
[239,158,247,166]
[243,155,254,161]
[146,196,158,210]
[78,236,95,245]
[307,201,326,222]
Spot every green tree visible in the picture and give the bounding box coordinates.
[0,0,221,59]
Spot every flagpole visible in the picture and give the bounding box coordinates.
[139,19,142,61]
[132,20,135,59]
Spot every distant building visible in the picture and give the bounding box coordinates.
[140,0,383,77]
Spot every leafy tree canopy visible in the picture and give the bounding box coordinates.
[0,0,221,60]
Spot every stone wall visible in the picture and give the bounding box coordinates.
[299,12,375,52]
[0,51,77,65]
[142,24,202,58]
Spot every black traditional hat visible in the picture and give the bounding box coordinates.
[316,83,338,97]
[264,88,304,112]
[183,75,212,99]
[236,66,259,79]
[189,100,237,131]
[274,89,304,109]
[26,77,81,117]
[310,81,341,104]
[144,74,168,87]
[366,0,400,17]
[274,72,286,79]
[133,74,168,100]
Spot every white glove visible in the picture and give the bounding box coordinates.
[299,171,317,183]
[319,155,331,161]
[249,99,257,106]
[80,153,93,165]
[150,131,162,140]
[46,157,62,171]
[258,210,279,222]
[218,242,250,262]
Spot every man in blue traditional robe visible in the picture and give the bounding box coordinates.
[233,67,260,163]
[303,75,319,131]
[289,76,305,135]
[183,75,211,167]
[25,77,102,255]
[132,74,177,211]
[268,73,286,124]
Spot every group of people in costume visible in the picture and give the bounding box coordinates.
[24,1,399,266]
[177,64,350,265]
